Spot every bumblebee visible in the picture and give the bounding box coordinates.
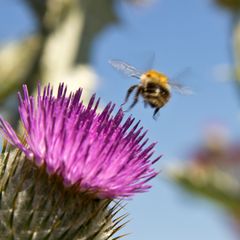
[109,59,192,118]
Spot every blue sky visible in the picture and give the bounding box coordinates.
[1,0,240,239]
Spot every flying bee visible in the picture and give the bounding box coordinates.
[109,59,192,118]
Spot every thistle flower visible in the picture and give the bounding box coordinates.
[0,83,160,239]
[0,83,159,199]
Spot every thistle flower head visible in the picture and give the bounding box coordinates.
[0,83,160,198]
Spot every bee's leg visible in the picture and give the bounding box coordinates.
[121,85,138,106]
[128,86,143,110]
[153,107,160,120]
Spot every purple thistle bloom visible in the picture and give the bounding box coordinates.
[0,83,160,198]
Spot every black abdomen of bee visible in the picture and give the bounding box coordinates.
[143,83,171,109]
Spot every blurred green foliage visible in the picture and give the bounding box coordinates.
[216,0,240,11]
[0,0,121,125]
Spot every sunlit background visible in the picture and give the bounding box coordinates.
[1,0,240,239]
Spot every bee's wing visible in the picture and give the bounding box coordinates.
[169,67,194,95]
[109,59,143,79]
[169,80,194,95]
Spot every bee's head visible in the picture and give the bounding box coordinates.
[143,70,168,85]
